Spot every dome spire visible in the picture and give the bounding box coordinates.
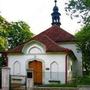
[51,0,61,26]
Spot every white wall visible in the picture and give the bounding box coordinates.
[59,42,82,76]
[8,41,75,84]
[67,55,72,82]
[8,53,66,84]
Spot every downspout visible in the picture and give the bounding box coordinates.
[65,54,68,84]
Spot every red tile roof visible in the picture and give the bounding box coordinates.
[37,25,75,42]
[8,25,74,53]
[8,44,24,53]
[33,35,70,52]
[8,35,71,53]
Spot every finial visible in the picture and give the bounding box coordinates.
[55,0,57,6]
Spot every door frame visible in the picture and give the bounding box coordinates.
[26,59,45,84]
[28,60,42,85]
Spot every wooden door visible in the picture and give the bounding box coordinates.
[28,60,42,85]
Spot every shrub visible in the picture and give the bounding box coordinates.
[72,76,90,85]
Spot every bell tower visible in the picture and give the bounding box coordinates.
[51,0,61,26]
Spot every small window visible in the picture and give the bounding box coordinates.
[13,61,21,75]
[50,61,58,80]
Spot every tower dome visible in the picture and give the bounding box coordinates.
[53,5,59,12]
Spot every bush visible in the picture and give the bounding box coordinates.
[39,83,77,87]
[72,76,90,85]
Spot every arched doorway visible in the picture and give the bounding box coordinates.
[28,60,42,85]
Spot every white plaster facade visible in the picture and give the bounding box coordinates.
[8,41,73,84]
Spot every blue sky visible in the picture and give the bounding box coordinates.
[0,0,82,35]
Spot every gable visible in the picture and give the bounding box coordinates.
[22,40,45,54]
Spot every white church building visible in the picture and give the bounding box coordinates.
[6,0,82,85]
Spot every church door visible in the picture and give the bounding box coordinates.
[28,60,42,85]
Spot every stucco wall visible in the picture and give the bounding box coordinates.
[59,42,82,76]
[7,41,75,84]
[8,53,66,84]
[67,55,72,82]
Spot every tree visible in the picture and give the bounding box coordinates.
[0,15,33,50]
[65,0,90,24]
[65,0,90,75]
[75,24,90,75]
[0,15,9,51]
[8,21,33,49]
[0,37,8,51]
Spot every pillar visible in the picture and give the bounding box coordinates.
[27,69,33,90]
[2,67,10,90]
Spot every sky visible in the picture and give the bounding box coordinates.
[0,0,82,35]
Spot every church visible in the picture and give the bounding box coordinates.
[6,0,82,85]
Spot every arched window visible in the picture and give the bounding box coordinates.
[13,61,21,75]
[50,61,58,80]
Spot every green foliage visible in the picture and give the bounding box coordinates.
[0,16,9,51]
[72,76,90,85]
[8,21,33,49]
[0,15,33,50]
[65,0,90,24]
[0,37,8,51]
[75,24,90,75]
[40,83,77,87]
[66,1,90,73]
